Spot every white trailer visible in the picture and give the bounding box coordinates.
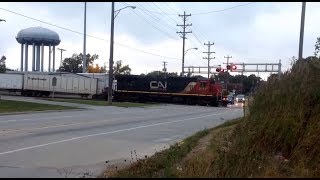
[77,73,117,99]
[0,73,24,91]
[22,73,98,97]
[77,73,109,95]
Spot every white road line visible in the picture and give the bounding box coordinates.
[0,106,227,124]
[0,115,76,123]
[0,109,162,123]
[0,112,232,156]
[0,108,237,134]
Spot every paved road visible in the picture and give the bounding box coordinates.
[0,96,243,178]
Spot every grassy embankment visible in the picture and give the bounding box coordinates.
[102,57,320,178]
[0,99,75,113]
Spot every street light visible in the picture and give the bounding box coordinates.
[182,47,198,76]
[108,3,136,105]
[0,19,6,22]
[184,47,198,55]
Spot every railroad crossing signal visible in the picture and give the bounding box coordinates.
[226,64,237,71]
[231,64,237,71]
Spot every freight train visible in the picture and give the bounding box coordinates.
[113,74,226,107]
[0,72,227,106]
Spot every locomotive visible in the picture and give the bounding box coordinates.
[113,74,226,107]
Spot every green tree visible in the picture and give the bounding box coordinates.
[112,60,131,75]
[146,71,179,77]
[314,37,320,57]
[58,53,99,73]
[0,55,6,73]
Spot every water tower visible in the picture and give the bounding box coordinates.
[16,27,61,72]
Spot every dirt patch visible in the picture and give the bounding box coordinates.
[181,131,214,163]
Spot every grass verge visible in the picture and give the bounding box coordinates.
[0,99,76,113]
[43,98,155,108]
[102,118,242,178]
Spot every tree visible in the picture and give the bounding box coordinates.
[314,37,320,57]
[0,55,6,73]
[88,64,106,73]
[113,60,131,75]
[146,71,179,77]
[58,53,99,73]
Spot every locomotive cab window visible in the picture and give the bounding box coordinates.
[200,82,207,88]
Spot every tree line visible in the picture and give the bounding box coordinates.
[58,53,131,75]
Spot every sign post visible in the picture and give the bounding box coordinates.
[52,77,57,98]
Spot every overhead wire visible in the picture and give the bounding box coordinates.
[0,6,181,60]
[134,2,256,16]
[122,2,178,40]
[135,2,179,32]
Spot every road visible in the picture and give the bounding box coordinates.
[0,96,243,177]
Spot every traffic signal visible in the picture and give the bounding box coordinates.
[231,64,237,71]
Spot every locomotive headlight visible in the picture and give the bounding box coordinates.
[236,98,238,100]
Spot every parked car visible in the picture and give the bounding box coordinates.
[236,94,245,103]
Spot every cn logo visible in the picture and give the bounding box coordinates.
[150,81,167,90]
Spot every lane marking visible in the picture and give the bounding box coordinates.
[0,115,76,123]
[0,108,164,123]
[0,111,239,156]
[0,108,239,134]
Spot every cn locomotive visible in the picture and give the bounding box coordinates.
[113,74,226,107]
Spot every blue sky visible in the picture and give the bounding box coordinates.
[0,2,319,80]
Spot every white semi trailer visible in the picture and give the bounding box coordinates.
[22,72,98,97]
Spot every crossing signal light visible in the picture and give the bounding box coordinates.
[216,68,221,72]
[226,65,231,70]
[231,64,237,71]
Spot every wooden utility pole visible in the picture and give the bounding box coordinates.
[177,11,192,76]
[203,41,215,78]
[224,55,232,72]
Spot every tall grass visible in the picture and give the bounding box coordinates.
[213,57,320,177]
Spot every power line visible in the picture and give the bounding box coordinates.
[135,7,178,15]
[135,2,179,32]
[151,2,179,24]
[193,2,256,15]
[122,2,178,40]
[0,7,180,60]
[135,2,256,16]
[163,2,180,14]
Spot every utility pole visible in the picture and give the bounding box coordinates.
[162,61,167,78]
[203,41,215,78]
[162,61,167,73]
[57,48,66,68]
[83,2,87,73]
[298,2,306,60]
[108,2,115,105]
[57,48,66,74]
[177,11,192,77]
[224,55,232,72]
[224,55,232,93]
